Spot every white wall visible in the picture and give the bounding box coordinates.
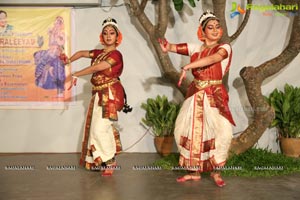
[1,0,299,153]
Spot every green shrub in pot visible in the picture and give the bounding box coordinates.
[141,95,181,137]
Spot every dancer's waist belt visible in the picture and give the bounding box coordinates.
[92,79,119,91]
[193,79,222,88]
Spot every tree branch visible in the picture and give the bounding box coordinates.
[140,0,148,11]
[129,0,155,34]
[157,0,170,37]
[229,0,252,42]
[259,16,300,78]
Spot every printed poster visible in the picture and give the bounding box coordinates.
[0,7,72,108]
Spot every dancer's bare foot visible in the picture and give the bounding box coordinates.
[101,161,117,176]
[176,174,201,182]
[210,172,226,187]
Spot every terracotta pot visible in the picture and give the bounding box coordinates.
[280,137,300,158]
[161,136,174,156]
[154,136,174,156]
[154,137,164,154]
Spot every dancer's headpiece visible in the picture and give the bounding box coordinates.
[199,10,219,30]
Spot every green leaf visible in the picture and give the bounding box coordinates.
[188,0,196,7]
[172,0,184,11]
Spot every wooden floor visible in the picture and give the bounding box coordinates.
[1,153,300,200]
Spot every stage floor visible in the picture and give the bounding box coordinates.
[1,153,299,200]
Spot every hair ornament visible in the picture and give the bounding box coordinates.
[102,17,118,29]
[199,10,217,25]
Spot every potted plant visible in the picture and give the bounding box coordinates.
[266,83,300,157]
[141,95,181,156]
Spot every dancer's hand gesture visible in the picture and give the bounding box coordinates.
[178,68,187,87]
[67,75,77,90]
[59,53,70,65]
[158,38,169,53]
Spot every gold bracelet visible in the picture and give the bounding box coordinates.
[89,51,94,58]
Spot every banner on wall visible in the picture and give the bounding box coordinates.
[0,7,73,109]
